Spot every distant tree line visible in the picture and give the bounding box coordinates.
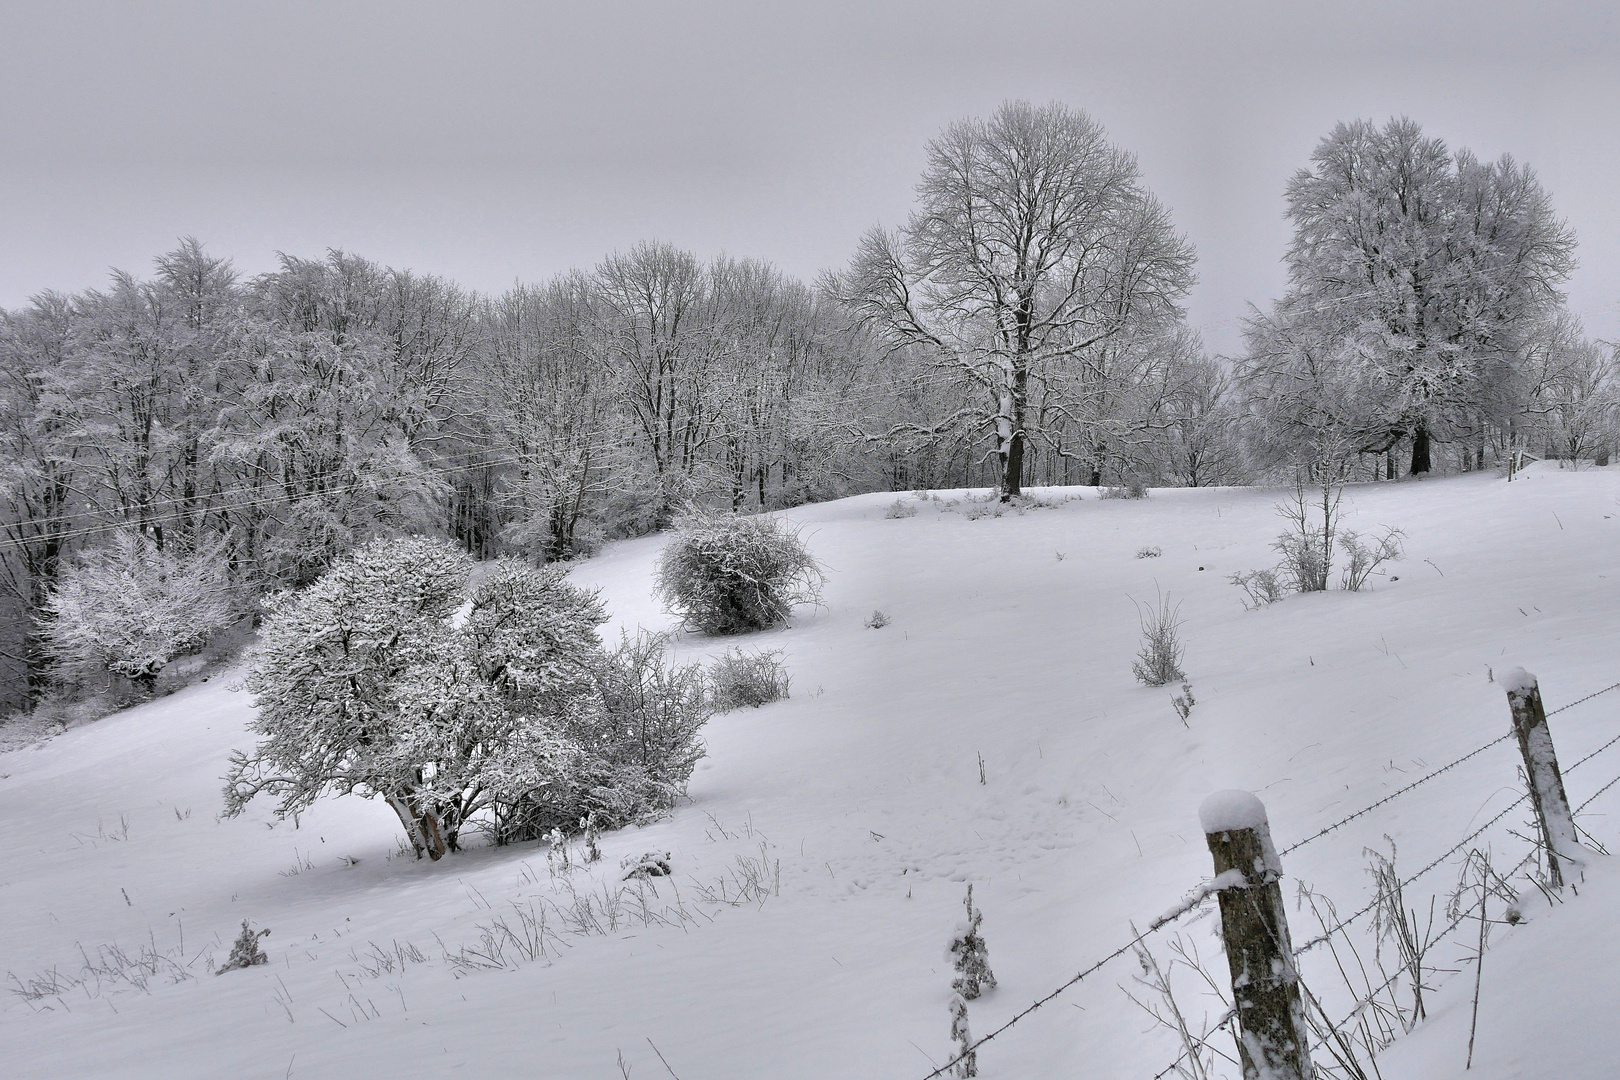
[2,105,1614,711]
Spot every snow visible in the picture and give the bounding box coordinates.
[1499,666,1537,696]
[4,463,1620,1079]
[1199,789,1269,834]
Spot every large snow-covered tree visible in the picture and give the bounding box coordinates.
[843,100,1196,499]
[1247,117,1577,474]
[40,529,237,691]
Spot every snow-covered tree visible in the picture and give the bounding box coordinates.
[1248,117,1577,474]
[226,539,712,858]
[224,537,474,858]
[40,529,236,691]
[842,100,1196,500]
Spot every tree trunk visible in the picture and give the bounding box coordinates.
[1409,426,1432,475]
[1001,430,1024,501]
[385,790,448,860]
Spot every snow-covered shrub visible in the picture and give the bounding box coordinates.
[866,609,891,629]
[885,498,918,519]
[1131,592,1186,687]
[654,511,824,635]
[709,647,790,711]
[487,630,711,845]
[215,921,270,974]
[225,537,475,859]
[1339,527,1405,591]
[226,542,713,859]
[1228,567,1287,610]
[948,883,997,1000]
[40,530,237,692]
[1101,479,1148,499]
[1135,545,1163,559]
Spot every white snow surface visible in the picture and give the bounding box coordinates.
[1499,666,1537,696]
[1198,789,1269,834]
[4,464,1620,1079]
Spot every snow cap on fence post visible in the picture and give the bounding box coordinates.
[1200,790,1314,1080]
[1503,668,1584,888]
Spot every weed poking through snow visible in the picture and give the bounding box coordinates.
[216,921,270,974]
[1131,591,1187,687]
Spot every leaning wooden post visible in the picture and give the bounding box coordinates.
[1502,668,1583,888]
[1201,790,1314,1080]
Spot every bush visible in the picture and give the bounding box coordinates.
[40,530,238,692]
[1135,545,1162,559]
[709,647,790,711]
[1339,527,1405,591]
[654,512,824,635]
[487,629,712,845]
[1228,568,1287,610]
[227,542,712,859]
[885,498,919,519]
[1130,591,1186,686]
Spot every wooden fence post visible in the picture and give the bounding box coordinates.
[1201,790,1313,1080]
[1502,668,1583,887]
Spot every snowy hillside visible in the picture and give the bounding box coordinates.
[3,464,1618,1079]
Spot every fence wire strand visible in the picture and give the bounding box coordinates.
[1293,791,1532,957]
[1278,676,1618,859]
[917,678,1617,1078]
[917,898,1210,1080]
[1279,734,1514,857]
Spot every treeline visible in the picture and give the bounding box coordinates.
[4,106,1618,712]
[0,235,1237,708]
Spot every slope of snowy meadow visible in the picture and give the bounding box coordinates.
[3,463,1618,1079]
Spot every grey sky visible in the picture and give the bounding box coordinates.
[4,0,1617,356]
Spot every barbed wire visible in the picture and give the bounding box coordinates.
[1547,680,1620,716]
[1279,734,1515,857]
[1278,676,1619,859]
[1293,791,1532,958]
[917,895,1212,1080]
[1304,844,1541,1061]
[1575,771,1620,815]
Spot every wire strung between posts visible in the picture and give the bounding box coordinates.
[1147,1009,1238,1080]
[1277,677,1618,859]
[1292,791,1532,958]
[1547,680,1620,716]
[917,900,1210,1080]
[1566,730,1620,775]
[1305,844,1540,1060]
[1575,771,1620,815]
[1279,733,1515,857]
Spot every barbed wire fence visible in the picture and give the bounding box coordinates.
[912,675,1620,1080]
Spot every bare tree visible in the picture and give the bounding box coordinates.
[843,100,1195,500]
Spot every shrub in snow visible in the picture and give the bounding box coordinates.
[654,511,824,635]
[1131,591,1186,687]
[1339,527,1405,591]
[885,498,918,519]
[708,647,790,711]
[866,609,891,629]
[622,851,673,879]
[1228,567,1286,610]
[215,921,270,974]
[40,530,237,692]
[1135,545,1163,559]
[948,994,977,1078]
[1101,479,1148,499]
[225,541,712,859]
[948,883,997,1000]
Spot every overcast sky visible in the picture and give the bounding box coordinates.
[3,0,1618,356]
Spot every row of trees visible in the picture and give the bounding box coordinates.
[3,104,1615,711]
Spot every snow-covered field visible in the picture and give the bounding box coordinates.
[3,464,1618,1079]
